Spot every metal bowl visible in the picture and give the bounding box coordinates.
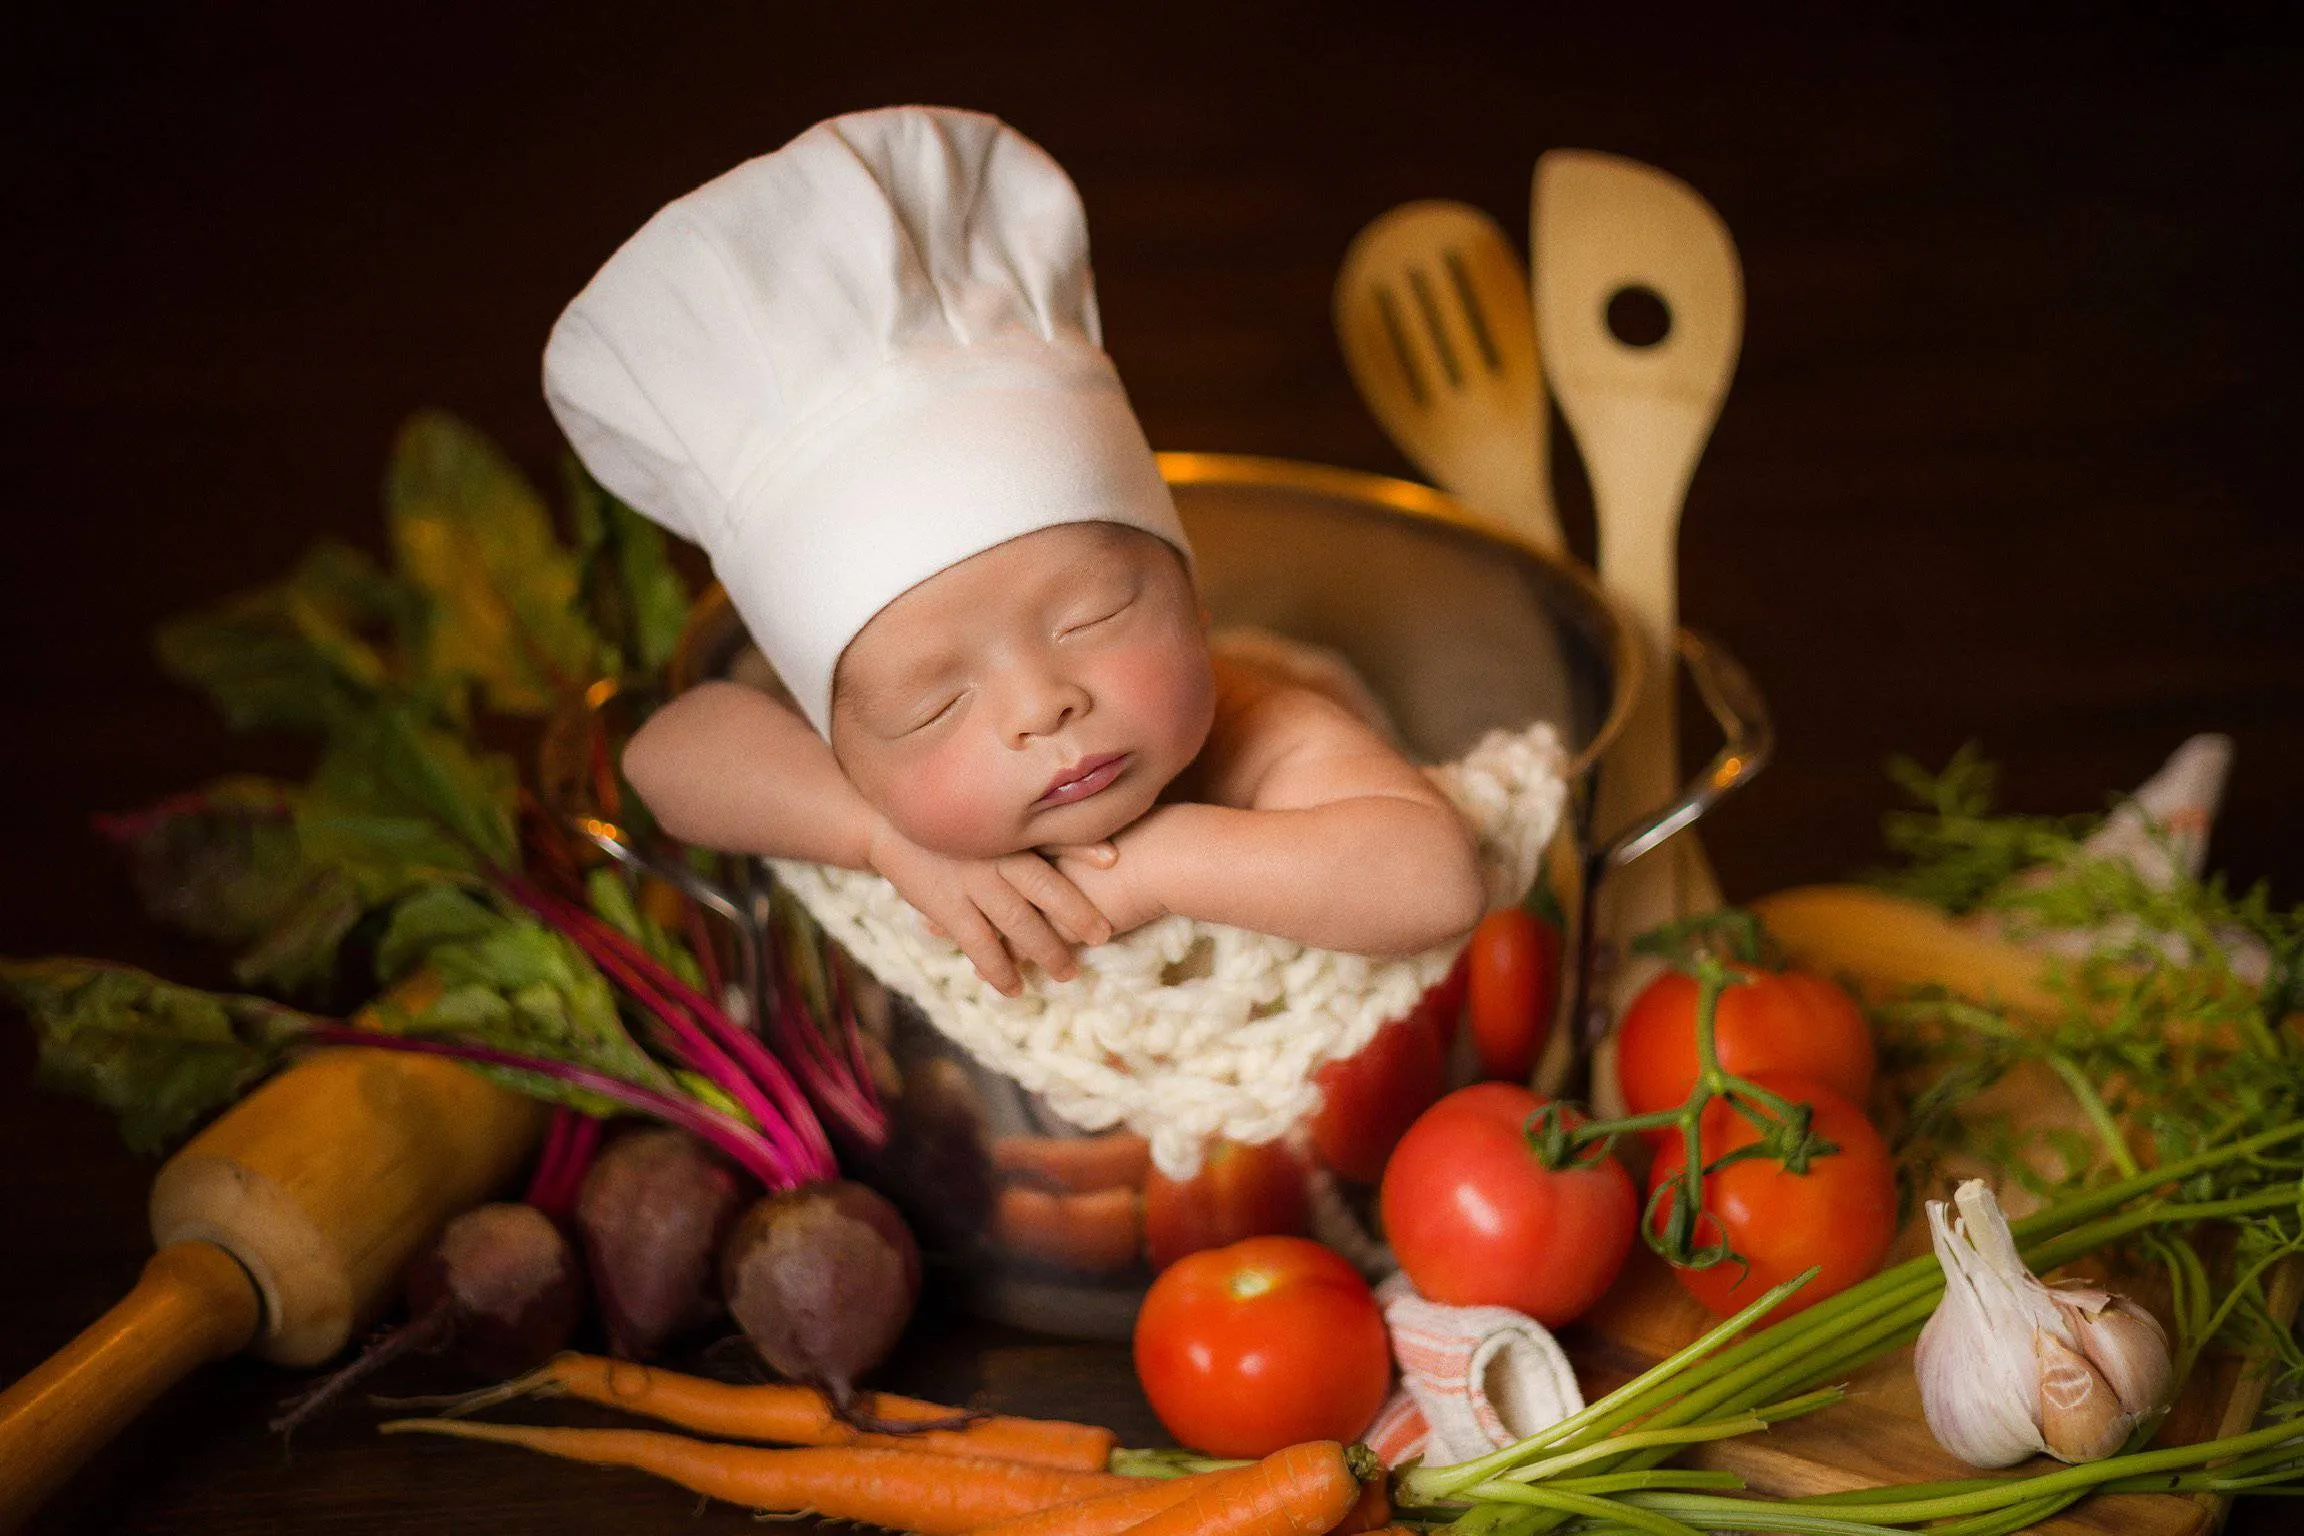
[546,453,1760,1339]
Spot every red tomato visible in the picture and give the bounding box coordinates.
[1428,950,1470,1053]
[1309,991,1450,1183]
[1142,1138,1311,1271]
[1647,1073,1898,1323]
[1467,908,1560,1082]
[1616,967,1875,1129]
[1379,1082,1637,1326]
[1132,1235,1391,1457]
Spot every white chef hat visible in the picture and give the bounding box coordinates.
[542,106,1190,734]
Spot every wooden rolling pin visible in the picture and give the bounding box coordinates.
[0,1046,546,1529]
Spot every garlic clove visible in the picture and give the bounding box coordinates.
[2036,1328,2130,1463]
[1917,1180,2174,1470]
[2057,1291,2173,1419]
[1916,1194,2049,1468]
[1918,1304,2041,1467]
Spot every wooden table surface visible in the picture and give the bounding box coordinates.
[4,10,2299,1532]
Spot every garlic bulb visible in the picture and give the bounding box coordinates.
[1915,1179,2173,1467]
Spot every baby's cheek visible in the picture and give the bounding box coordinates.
[876,741,1018,858]
[1104,639,1214,758]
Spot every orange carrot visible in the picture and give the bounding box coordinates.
[380,1419,1132,1533]
[1103,1441,1360,1536]
[435,1353,1117,1470]
[965,1463,1260,1536]
[1324,1474,1391,1535]
[992,1132,1153,1193]
[993,1184,1143,1274]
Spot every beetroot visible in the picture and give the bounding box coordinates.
[576,1125,743,1358]
[269,1201,582,1436]
[404,1202,585,1379]
[720,1180,920,1412]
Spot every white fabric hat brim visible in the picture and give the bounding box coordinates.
[716,335,1186,732]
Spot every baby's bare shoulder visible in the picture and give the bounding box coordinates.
[1200,654,1440,812]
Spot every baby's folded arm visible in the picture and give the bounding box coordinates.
[1100,796,1484,957]
[1091,678,1487,955]
[621,681,878,867]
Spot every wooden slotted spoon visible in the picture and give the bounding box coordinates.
[1533,149,1744,1045]
[1335,200,1565,554]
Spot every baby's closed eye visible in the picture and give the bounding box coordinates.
[1061,600,1130,636]
[905,692,966,732]
[1057,573,1143,637]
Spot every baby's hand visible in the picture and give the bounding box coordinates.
[1052,829,1171,938]
[866,823,1113,997]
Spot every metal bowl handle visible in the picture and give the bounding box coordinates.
[1568,627,1774,1053]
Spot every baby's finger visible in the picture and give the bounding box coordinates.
[1002,855,1114,948]
[978,881,1080,983]
[1042,840,1118,870]
[947,907,1022,996]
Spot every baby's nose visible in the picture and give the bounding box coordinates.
[1009,672,1092,743]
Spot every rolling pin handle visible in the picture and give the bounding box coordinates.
[0,1240,262,1532]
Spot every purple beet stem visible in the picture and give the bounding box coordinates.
[770,959,883,1146]
[503,875,873,1163]
[525,1109,603,1222]
[498,877,834,1177]
[523,1109,576,1209]
[551,1113,605,1216]
[304,1026,806,1191]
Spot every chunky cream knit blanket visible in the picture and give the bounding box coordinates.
[770,721,1568,1180]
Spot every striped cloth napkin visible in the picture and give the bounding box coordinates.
[1360,1272,1584,1468]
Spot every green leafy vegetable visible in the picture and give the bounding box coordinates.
[155,542,417,733]
[386,411,601,717]
[10,411,861,1189]
[0,959,314,1152]
[569,461,690,679]
[584,866,705,991]
[95,777,364,999]
[297,704,518,893]
[1874,745,2101,914]
[375,891,673,1097]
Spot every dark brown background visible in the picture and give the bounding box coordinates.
[4,6,2300,1531]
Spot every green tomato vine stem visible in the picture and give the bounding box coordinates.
[1529,944,1840,1271]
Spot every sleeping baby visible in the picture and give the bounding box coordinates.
[544,106,1483,998]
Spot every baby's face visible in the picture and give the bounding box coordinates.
[828,523,1216,859]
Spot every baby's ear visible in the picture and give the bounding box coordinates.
[1197,602,1214,634]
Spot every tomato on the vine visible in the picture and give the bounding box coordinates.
[1131,1235,1390,1457]
[1142,1137,1311,1270]
[1467,907,1560,1083]
[1379,1082,1636,1326]
[1308,989,1450,1183]
[1617,966,1875,1129]
[1646,1072,1897,1322]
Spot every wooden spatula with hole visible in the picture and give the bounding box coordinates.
[0,1036,545,1528]
[1533,149,1744,1084]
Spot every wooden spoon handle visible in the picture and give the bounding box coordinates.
[1533,150,1743,1040]
[0,1241,260,1530]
